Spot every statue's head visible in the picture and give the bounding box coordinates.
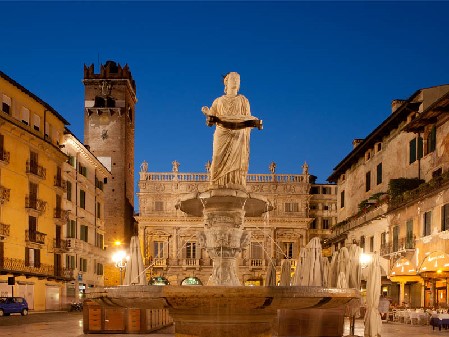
[223,72,240,94]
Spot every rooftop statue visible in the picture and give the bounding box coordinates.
[202,72,262,189]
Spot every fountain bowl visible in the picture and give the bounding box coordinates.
[86,285,360,337]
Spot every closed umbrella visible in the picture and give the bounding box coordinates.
[336,246,350,287]
[348,244,362,289]
[291,249,304,286]
[279,259,292,286]
[328,252,338,288]
[364,252,382,337]
[265,259,277,286]
[321,256,330,287]
[124,236,147,285]
[298,238,322,286]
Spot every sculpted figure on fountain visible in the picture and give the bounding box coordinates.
[202,72,262,189]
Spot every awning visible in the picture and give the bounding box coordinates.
[418,251,449,273]
[390,257,417,276]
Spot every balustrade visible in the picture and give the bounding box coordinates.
[26,161,46,179]
[0,257,73,280]
[0,185,10,204]
[140,171,308,184]
[25,229,46,244]
[54,176,67,191]
[25,196,47,213]
[0,222,10,238]
[153,258,167,267]
[182,258,200,267]
[250,259,264,267]
[0,150,10,164]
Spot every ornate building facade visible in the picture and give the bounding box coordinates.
[0,70,112,310]
[136,162,336,285]
[327,84,449,308]
[0,70,70,310]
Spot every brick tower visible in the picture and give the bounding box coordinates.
[83,61,136,254]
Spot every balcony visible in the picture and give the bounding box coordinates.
[26,161,46,180]
[54,176,67,191]
[152,258,167,267]
[332,202,388,237]
[0,257,74,281]
[25,196,47,214]
[53,238,67,252]
[250,259,265,268]
[0,185,10,204]
[0,222,10,239]
[54,208,70,221]
[389,172,449,212]
[25,230,46,245]
[182,258,200,269]
[0,150,10,164]
[281,258,297,268]
[380,237,415,256]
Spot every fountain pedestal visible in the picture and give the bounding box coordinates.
[177,188,271,286]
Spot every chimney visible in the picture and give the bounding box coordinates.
[391,99,406,113]
[352,139,363,149]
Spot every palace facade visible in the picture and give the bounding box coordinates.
[136,162,337,285]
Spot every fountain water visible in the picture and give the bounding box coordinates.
[85,72,359,337]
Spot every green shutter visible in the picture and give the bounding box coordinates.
[409,138,417,163]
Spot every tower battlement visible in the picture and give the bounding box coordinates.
[84,60,136,92]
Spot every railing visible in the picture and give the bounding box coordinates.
[332,203,388,237]
[389,172,449,211]
[54,176,67,191]
[380,237,415,256]
[0,257,74,280]
[182,258,200,267]
[152,258,167,267]
[26,161,46,179]
[0,222,10,238]
[250,259,264,267]
[25,230,46,244]
[54,208,69,221]
[0,185,10,204]
[53,238,67,250]
[25,196,47,213]
[0,150,10,164]
[140,171,309,183]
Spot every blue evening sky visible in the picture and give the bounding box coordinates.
[2,1,449,197]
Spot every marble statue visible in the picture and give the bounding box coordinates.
[172,160,180,173]
[202,72,262,189]
[140,160,148,172]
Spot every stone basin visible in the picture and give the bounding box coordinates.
[86,285,360,337]
[176,188,273,217]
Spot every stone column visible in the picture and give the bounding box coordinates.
[399,282,405,306]
[421,281,425,308]
[430,280,436,307]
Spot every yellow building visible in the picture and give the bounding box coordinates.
[0,71,70,310]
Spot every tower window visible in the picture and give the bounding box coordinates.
[94,96,105,107]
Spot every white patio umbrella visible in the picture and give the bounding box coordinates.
[328,252,338,288]
[336,246,350,287]
[364,252,382,337]
[124,236,147,285]
[321,256,330,287]
[298,237,322,286]
[279,259,292,286]
[265,259,277,286]
[348,244,362,289]
[291,249,304,286]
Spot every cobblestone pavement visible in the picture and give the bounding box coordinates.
[0,312,447,337]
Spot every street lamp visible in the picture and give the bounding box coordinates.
[112,250,129,285]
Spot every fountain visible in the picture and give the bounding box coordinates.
[85,72,360,337]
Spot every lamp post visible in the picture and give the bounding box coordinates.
[112,250,129,285]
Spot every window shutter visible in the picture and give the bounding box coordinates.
[25,248,29,266]
[418,136,424,159]
[35,249,41,267]
[409,138,417,163]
